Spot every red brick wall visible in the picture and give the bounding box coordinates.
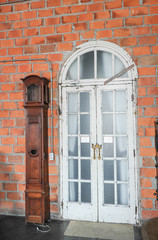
[0,0,158,221]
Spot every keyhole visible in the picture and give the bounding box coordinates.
[31,149,37,155]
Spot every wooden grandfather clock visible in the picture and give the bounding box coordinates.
[21,75,50,224]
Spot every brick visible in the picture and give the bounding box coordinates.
[55,6,70,15]
[0,192,5,199]
[114,28,131,37]
[15,202,25,210]
[143,157,155,167]
[0,201,13,210]
[0,173,10,181]
[137,97,154,106]
[152,25,158,34]
[0,39,14,48]
[1,83,15,92]
[145,127,155,137]
[7,13,21,21]
[8,155,23,164]
[8,47,23,56]
[140,178,152,188]
[40,26,55,35]
[79,13,93,22]
[9,92,23,100]
[57,42,73,51]
[141,189,155,199]
[0,164,13,172]
[71,5,86,13]
[0,22,12,31]
[47,0,61,7]
[133,26,150,36]
[40,45,55,53]
[74,22,87,31]
[0,156,6,163]
[56,24,72,33]
[131,7,148,16]
[105,0,122,9]
[22,11,37,20]
[29,19,43,28]
[2,66,16,74]
[123,0,140,7]
[24,46,39,54]
[138,67,156,76]
[2,119,15,128]
[31,1,45,9]
[64,33,80,42]
[90,21,105,30]
[87,3,103,12]
[112,9,129,18]
[14,3,29,11]
[0,92,8,101]
[3,183,17,191]
[16,119,25,127]
[0,128,9,136]
[24,28,39,37]
[11,174,25,182]
[49,175,58,184]
[1,137,15,145]
[14,164,25,173]
[17,64,32,73]
[0,32,7,39]
[106,19,123,28]
[17,137,25,145]
[142,210,158,219]
[10,128,24,136]
[120,37,137,47]
[152,46,158,54]
[150,6,158,14]
[0,146,12,154]
[0,5,12,13]
[30,36,45,45]
[81,31,95,40]
[139,137,152,146]
[139,36,157,45]
[47,35,62,44]
[50,204,58,213]
[144,15,158,25]
[13,21,28,29]
[144,107,158,117]
[133,46,151,56]
[140,147,156,157]
[45,17,60,26]
[47,53,63,62]
[147,87,158,96]
[125,17,143,26]
[138,77,156,87]
[7,192,21,200]
[94,11,110,20]
[8,30,22,39]
[33,63,48,72]
[141,199,153,209]
[140,56,158,66]
[0,110,9,118]
[63,0,78,4]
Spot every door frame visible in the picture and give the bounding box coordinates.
[59,41,138,223]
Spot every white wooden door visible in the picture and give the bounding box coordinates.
[62,84,136,223]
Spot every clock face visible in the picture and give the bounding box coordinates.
[27,84,40,102]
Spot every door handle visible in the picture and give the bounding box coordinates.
[92,144,102,160]
[92,144,96,160]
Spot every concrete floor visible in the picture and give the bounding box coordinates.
[0,215,143,240]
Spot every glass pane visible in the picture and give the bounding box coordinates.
[81,183,91,203]
[66,59,78,81]
[68,159,78,179]
[115,91,126,112]
[97,51,112,78]
[69,182,78,202]
[104,160,114,181]
[80,114,90,134]
[80,92,90,112]
[104,183,114,204]
[81,160,91,180]
[102,91,113,112]
[117,160,128,181]
[81,143,90,157]
[103,142,114,158]
[117,184,128,205]
[80,51,94,79]
[68,93,78,113]
[103,114,113,134]
[116,137,127,158]
[27,84,39,102]
[68,137,78,156]
[68,115,78,134]
[116,114,126,135]
[114,56,128,78]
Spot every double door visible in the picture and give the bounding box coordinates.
[62,84,136,223]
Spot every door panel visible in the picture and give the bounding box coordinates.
[62,84,136,223]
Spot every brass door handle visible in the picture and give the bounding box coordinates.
[98,144,102,160]
[92,144,102,160]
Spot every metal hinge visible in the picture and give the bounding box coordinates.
[131,94,134,102]
[61,201,63,209]
[133,149,136,157]
[135,206,137,215]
